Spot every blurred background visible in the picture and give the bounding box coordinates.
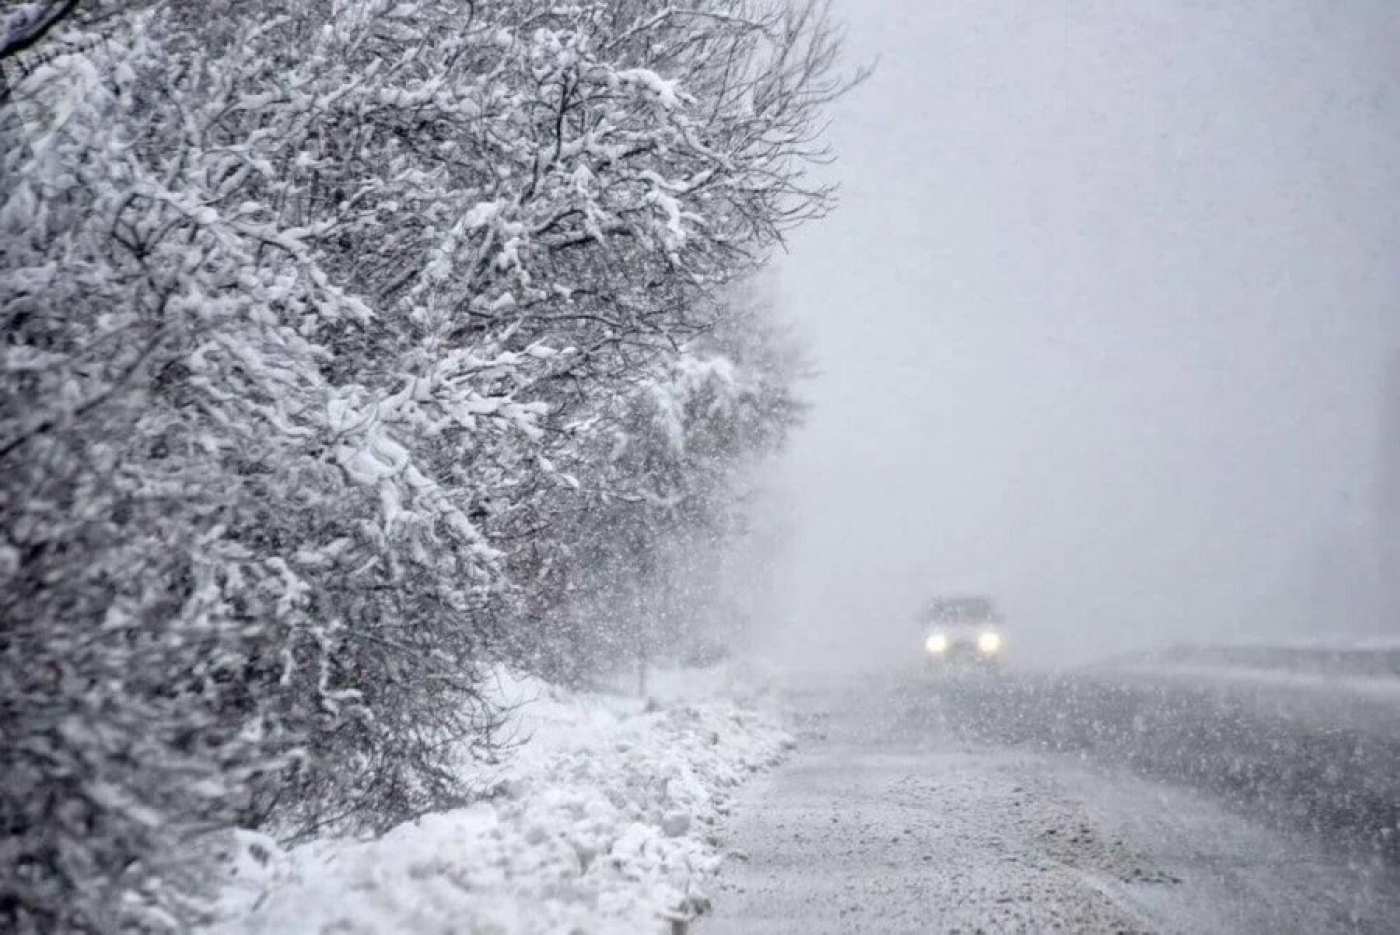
[758,0,1400,669]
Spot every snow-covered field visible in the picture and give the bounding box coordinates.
[206,666,791,935]
[1112,661,1400,700]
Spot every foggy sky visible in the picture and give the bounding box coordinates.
[764,0,1400,667]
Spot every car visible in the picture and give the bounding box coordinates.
[920,596,1005,669]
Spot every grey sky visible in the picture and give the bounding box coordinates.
[763,0,1400,666]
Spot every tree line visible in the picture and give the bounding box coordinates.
[0,2,852,930]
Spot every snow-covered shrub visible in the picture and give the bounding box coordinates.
[0,2,850,931]
[516,284,808,686]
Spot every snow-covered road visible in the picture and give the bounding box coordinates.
[702,672,1400,934]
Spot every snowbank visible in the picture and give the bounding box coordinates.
[206,666,791,934]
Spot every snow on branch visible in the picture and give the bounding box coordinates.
[1,2,849,931]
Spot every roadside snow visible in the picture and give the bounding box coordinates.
[206,666,791,935]
[1115,662,1400,699]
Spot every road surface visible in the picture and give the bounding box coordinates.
[701,668,1400,934]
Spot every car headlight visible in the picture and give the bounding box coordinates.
[977,631,1003,654]
[925,633,949,654]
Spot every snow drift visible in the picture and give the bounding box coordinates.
[206,667,791,935]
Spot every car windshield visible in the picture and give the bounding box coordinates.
[923,597,997,626]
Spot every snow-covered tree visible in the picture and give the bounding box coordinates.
[1,2,851,930]
[511,280,808,686]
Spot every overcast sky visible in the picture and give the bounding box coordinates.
[761,0,1400,667]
